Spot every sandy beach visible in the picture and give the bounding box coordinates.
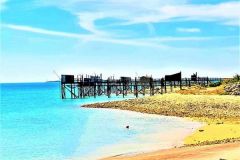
[70,108,202,160]
[83,89,240,159]
[103,142,240,160]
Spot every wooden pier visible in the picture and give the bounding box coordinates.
[60,72,223,99]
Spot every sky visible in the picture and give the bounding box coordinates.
[0,0,239,82]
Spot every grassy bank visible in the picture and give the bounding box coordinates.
[83,93,240,145]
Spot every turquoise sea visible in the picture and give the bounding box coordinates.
[0,82,201,160]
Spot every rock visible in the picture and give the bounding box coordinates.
[224,82,240,95]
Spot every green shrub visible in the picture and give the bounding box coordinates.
[223,74,240,84]
[233,74,240,82]
[209,82,222,87]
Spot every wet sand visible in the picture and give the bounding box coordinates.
[70,109,202,160]
[103,142,240,160]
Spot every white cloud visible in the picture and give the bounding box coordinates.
[177,28,201,33]
[77,12,109,36]
[3,23,237,50]
[2,24,91,39]
[34,0,188,35]
[35,0,240,42]
[158,2,240,26]
[118,1,240,26]
[38,1,240,25]
[2,23,166,48]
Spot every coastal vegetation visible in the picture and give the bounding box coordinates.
[223,74,240,95]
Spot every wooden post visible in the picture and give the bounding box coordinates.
[150,78,154,96]
[70,84,73,99]
[80,76,82,96]
[61,83,63,99]
[180,80,182,90]
[80,85,83,98]
[135,77,138,98]
[115,82,117,96]
[77,85,80,98]
[73,85,76,98]
[98,83,101,96]
[94,82,96,98]
[170,81,173,92]
[82,85,85,98]
[160,78,164,94]
[107,80,110,98]
[130,82,133,93]
[152,83,154,95]
[125,82,128,96]
[161,82,163,94]
[61,83,65,99]
[116,82,119,96]
[122,82,125,98]
[165,80,167,93]
[143,85,145,96]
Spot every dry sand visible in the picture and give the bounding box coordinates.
[103,142,240,160]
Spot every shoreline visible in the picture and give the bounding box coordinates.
[71,108,202,160]
[103,142,240,160]
[82,93,240,159]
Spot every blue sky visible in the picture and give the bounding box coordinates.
[0,0,239,82]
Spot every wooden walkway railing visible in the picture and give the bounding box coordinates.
[60,73,223,99]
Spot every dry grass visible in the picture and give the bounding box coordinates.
[175,85,225,95]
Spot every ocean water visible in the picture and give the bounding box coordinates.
[0,82,201,160]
